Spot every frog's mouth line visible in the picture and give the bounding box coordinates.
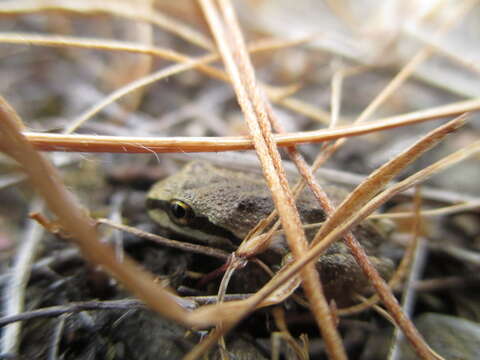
[146,198,238,244]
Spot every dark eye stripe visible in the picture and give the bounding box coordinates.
[146,197,238,243]
[146,198,169,211]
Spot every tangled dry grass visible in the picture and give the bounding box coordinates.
[0,1,479,359]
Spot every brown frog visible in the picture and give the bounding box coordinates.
[147,161,394,303]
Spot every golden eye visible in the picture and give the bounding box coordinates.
[169,200,194,225]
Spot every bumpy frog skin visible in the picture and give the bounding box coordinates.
[147,161,394,301]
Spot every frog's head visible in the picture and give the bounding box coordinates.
[146,161,275,248]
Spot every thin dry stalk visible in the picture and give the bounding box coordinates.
[389,190,424,292]
[47,314,66,360]
[114,6,154,113]
[242,116,470,321]
[311,115,467,247]
[67,56,218,133]
[218,0,343,356]
[353,0,476,125]
[0,31,321,126]
[294,119,458,357]
[1,200,43,356]
[96,219,229,260]
[0,97,200,329]
[338,196,423,316]
[389,188,431,360]
[0,0,213,50]
[408,29,480,76]
[130,132,480,331]
[277,96,331,124]
[262,78,438,355]
[192,2,347,360]
[3,30,479,136]
[372,200,480,219]
[0,32,313,131]
[329,65,370,127]
[11,97,479,153]
[245,130,478,358]
[360,140,480,220]
[197,117,467,360]
[308,117,466,359]
[272,307,309,360]
[303,0,476,182]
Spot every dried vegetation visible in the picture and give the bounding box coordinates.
[0,1,479,359]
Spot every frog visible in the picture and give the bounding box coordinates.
[146,161,394,303]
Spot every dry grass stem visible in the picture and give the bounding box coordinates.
[306,117,467,357]
[1,200,43,355]
[0,0,213,50]
[0,97,204,329]
[353,0,476,125]
[240,130,477,360]
[219,1,346,358]
[272,307,309,360]
[388,188,432,360]
[0,32,313,132]
[97,219,230,260]
[257,94,441,357]
[3,29,479,140]
[361,140,480,220]
[11,97,478,154]
[252,134,478,322]
[372,200,480,219]
[193,1,346,359]
[242,116,467,360]
[311,115,467,247]
[297,0,477,184]
[338,193,422,316]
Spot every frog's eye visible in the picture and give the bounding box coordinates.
[169,199,194,225]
